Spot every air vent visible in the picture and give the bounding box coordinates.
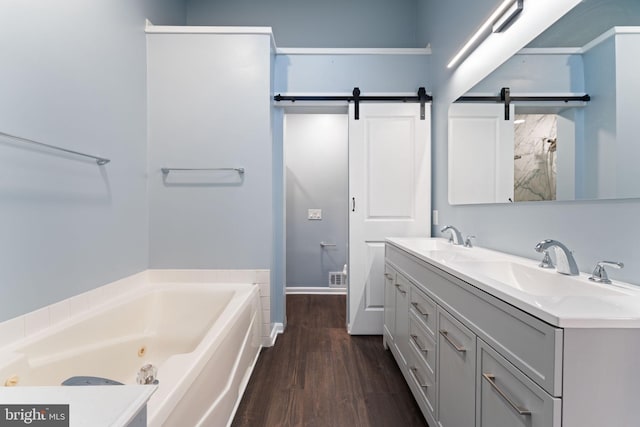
[329,271,347,287]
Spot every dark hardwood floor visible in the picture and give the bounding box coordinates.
[232,295,429,427]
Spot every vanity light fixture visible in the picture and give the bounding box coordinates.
[493,0,524,33]
[447,0,524,69]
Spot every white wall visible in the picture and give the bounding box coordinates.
[285,114,348,288]
[0,0,185,322]
[147,32,273,270]
[583,37,617,199]
[614,31,640,199]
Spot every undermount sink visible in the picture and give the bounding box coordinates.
[421,250,479,264]
[389,237,459,252]
[459,261,632,298]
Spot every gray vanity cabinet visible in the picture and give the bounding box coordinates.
[437,308,476,427]
[385,240,640,427]
[476,339,561,427]
[384,242,563,427]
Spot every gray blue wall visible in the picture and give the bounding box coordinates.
[0,0,185,322]
[422,0,640,286]
[186,0,421,48]
[147,32,273,270]
[285,114,348,288]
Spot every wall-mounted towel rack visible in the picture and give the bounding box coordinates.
[161,167,245,175]
[0,131,110,165]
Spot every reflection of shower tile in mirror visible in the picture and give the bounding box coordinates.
[514,114,557,202]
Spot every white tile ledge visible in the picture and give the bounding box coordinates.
[0,269,271,351]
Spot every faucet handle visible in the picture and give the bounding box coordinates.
[539,251,554,269]
[589,261,624,284]
[464,235,476,248]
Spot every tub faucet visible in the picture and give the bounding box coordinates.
[441,225,463,245]
[534,239,579,276]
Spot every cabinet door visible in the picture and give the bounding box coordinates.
[437,308,476,427]
[394,273,411,362]
[477,339,561,427]
[383,265,397,342]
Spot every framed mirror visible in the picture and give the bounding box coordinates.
[448,0,640,205]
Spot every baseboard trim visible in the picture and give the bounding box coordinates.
[286,286,347,295]
[266,322,284,347]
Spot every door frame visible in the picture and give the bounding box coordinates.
[276,98,430,334]
[279,103,349,329]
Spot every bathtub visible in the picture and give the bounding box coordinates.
[0,281,262,427]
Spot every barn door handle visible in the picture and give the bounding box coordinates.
[352,197,356,212]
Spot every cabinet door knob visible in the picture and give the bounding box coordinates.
[439,330,466,353]
[482,373,532,416]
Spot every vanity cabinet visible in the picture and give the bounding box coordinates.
[384,243,562,427]
[385,239,640,427]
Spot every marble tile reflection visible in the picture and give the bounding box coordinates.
[514,114,557,201]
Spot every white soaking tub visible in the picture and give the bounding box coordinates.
[0,282,262,427]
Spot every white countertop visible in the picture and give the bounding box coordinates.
[0,385,156,427]
[387,237,640,328]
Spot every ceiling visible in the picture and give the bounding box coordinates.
[527,0,640,48]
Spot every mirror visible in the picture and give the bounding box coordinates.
[448,0,640,204]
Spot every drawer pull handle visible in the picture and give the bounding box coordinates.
[439,330,466,353]
[384,273,393,279]
[410,334,429,352]
[394,284,407,295]
[410,367,431,388]
[482,373,532,416]
[411,302,429,317]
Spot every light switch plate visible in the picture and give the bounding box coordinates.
[308,209,322,220]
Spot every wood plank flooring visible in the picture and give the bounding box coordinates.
[232,295,429,427]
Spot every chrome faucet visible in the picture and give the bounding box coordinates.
[441,225,463,245]
[534,239,579,276]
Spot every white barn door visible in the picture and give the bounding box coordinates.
[448,103,514,204]
[348,103,430,335]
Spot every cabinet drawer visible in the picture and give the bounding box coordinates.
[477,339,561,427]
[437,307,476,427]
[407,337,437,419]
[409,312,436,374]
[410,283,437,337]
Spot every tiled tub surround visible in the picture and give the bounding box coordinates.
[0,269,271,427]
[0,270,273,347]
